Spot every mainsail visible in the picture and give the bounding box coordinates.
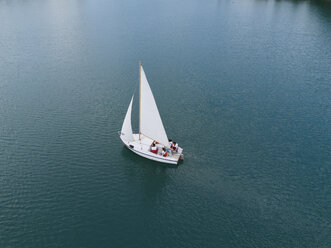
[140,66,169,146]
[121,95,134,141]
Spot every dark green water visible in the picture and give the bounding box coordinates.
[0,0,330,247]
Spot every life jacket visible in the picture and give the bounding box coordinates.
[162,151,167,157]
[151,146,157,154]
[173,144,178,151]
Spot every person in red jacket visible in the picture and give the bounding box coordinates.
[161,147,167,157]
[172,141,178,152]
[150,143,158,154]
[169,139,173,149]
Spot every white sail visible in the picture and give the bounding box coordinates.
[121,95,134,141]
[140,66,169,146]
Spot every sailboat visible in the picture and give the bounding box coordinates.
[119,62,184,164]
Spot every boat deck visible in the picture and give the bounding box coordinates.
[120,134,183,164]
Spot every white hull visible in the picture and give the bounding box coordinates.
[120,134,183,165]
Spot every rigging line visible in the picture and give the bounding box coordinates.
[140,132,171,149]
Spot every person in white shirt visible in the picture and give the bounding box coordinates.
[172,142,178,153]
[150,142,158,154]
[168,139,173,149]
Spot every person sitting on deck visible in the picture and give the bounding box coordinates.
[161,147,167,157]
[150,143,158,154]
[169,139,173,149]
[172,141,179,153]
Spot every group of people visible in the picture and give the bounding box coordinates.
[168,139,178,152]
[150,139,179,157]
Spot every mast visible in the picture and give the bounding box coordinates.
[139,61,141,140]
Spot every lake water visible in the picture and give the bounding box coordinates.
[0,0,330,247]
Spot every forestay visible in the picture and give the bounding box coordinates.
[140,66,169,146]
[121,95,134,141]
